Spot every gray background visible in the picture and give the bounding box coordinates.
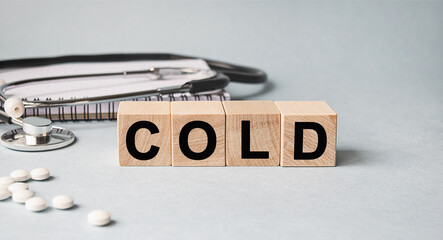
[0,1,442,239]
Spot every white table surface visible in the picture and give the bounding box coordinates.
[0,1,442,239]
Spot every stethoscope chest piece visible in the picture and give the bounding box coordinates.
[0,116,75,152]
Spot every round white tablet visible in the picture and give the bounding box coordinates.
[30,168,50,181]
[52,195,74,209]
[0,188,11,200]
[12,190,34,203]
[25,197,47,212]
[7,182,28,193]
[0,176,15,188]
[10,169,31,182]
[88,210,111,226]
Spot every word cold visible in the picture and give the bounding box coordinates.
[118,101,337,167]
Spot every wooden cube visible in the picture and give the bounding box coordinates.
[223,101,280,166]
[274,101,337,167]
[171,101,226,166]
[118,102,171,166]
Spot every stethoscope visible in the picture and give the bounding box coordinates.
[0,53,267,152]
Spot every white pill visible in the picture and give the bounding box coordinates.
[12,190,34,203]
[0,188,11,200]
[52,195,74,209]
[8,182,28,193]
[10,169,31,182]
[0,176,15,188]
[31,168,50,181]
[25,197,47,212]
[88,210,111,226]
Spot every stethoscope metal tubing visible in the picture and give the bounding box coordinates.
[2,85,190,108]
[0,68,224,108]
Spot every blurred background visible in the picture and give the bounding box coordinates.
[1,1,441,102]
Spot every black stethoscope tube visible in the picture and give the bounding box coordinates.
[0,53,267,84]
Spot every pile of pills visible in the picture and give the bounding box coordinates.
[0,168,111,227]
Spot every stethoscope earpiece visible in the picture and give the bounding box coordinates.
[4,98,25,119]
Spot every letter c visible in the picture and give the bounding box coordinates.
[126,121,160,160]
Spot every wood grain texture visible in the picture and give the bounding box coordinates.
[118,101,171,166]
[171,101,226,166]
[223,101,280,166]
[274,101,337,167]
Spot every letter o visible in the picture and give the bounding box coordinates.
[179,121,217,160]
